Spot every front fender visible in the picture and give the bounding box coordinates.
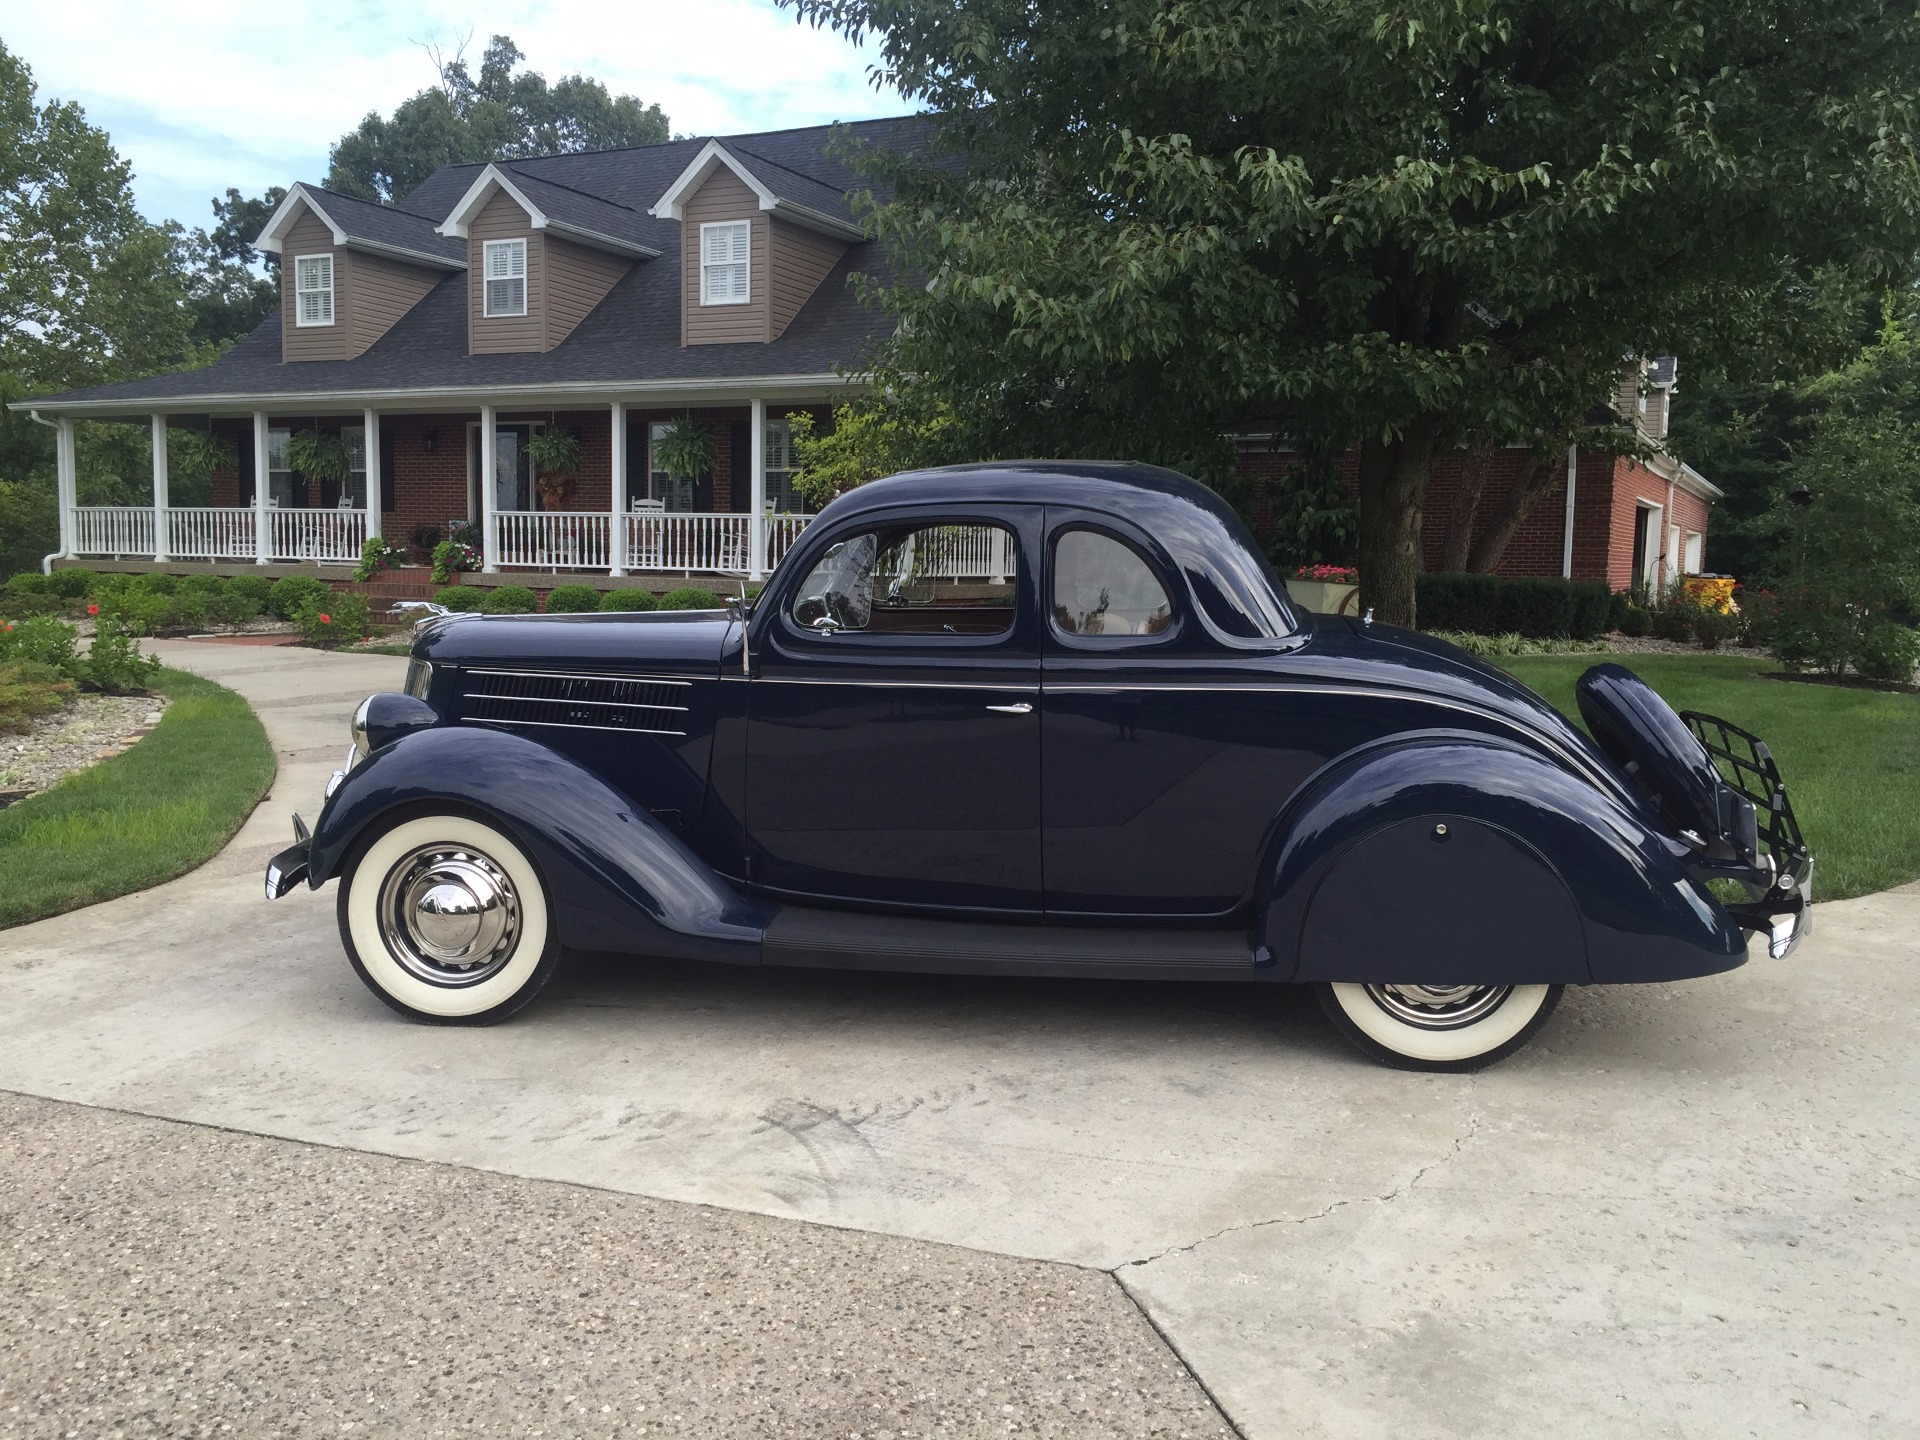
[1258,734,1748,985]
[307,725,772,964]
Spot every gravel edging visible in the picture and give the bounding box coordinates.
[0,693,166,806]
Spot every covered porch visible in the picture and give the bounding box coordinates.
[46,395,829,581]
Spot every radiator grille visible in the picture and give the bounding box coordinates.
[460,668,690,736]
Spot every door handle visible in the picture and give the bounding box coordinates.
[986,702,1033,715]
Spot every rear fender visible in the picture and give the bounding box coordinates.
[1258,734,1748,985]
[307,726,771,963]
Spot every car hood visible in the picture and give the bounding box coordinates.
[412,610,737,680]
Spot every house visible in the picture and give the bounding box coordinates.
[16,107,1717,599]
[1234,356,1723,594]
[16,118,924,586]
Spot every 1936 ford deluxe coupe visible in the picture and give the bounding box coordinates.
[266,462,1812,1070]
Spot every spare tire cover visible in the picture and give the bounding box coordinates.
[1575,662,1720,838]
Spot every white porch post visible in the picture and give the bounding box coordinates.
[55,418,76,558]
[609,401,628,577]
[253,411,271,564]
[749,397,767,581]
[150,414,170,563]
[480,404,499,572]
[363,408,382,540]
[1560,445,1578,580]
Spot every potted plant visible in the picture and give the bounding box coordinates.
[652,414,716,486]
[1286,563,1363,615]
[285,429,352,488]
[527,427,582,506]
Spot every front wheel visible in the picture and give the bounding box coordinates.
[338,812,561,1025]
[1316,982,1562,1072]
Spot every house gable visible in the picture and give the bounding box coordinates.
[680,168,772,346]
[280,209,349,362]
[466,189,546,354]
[454,176,637,354]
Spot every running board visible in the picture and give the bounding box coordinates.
[762,905,1255,981]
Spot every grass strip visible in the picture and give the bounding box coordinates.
[1502,653,1920,902]
[0,667,275,928]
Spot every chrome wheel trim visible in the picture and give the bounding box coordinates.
[376,843,522,987]
[1363,983,1514,1031]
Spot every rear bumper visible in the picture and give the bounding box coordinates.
[1680,710,1813,960]
[264,813,311,900]
[1719,849,1814,959]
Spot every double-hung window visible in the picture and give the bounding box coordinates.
[764,418,803,512]
[294,255,333,327]
[700,221,749,305]
[484,239,528,317]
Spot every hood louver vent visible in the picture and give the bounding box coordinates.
[459,668,689,736]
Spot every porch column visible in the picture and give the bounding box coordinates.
[55,418,76,558]
[363,408,382,541]
[748,397,767,581]
[1560,445,1578,580]
[609,401,628,577]
[480,404,499,572]
[253,411,271,564]
[150,414,170,563]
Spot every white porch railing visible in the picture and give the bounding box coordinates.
[270,508,366,564]
[168,506,258,560]
[73,506,156,558]
[494,510,612,570]
[624,511,753,574]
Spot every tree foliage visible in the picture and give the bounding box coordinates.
[787,401,957,508]
[326,35,670,203]
[786,0,1920,623]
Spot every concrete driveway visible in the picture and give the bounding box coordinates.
[2,640,1915,1438]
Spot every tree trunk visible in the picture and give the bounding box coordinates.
[1438,445,1496,573]
[1465,447,1560,574]
[1356,412,1444,628]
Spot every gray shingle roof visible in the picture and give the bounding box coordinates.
[298,184,467,266]
[21,116,927,412]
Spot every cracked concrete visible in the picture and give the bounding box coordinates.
[3,641,1917,1438]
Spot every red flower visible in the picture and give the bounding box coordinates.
[86,603,99,615]
[317,612,331,624]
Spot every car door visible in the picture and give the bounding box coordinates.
[745,505,1044,913]
[1040,510,1323,919]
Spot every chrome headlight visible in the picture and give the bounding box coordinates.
[350,696,374,756]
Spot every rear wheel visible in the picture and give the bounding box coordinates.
[337,813,560,1025]
[1316,982,1562,1072]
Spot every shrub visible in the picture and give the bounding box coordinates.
[97,589,175,637]
[45,568,95,599]
[544,584,601,613]
[1606,590,1633,632]
[1857,622,1920,683]
[207,586,262,626]
[1618,605,1653,638]
[1427,630,1607,658]
[1416,572,1581,638]
[0,615,79,673]
[1651,604,1695,643]
[0,661,74,730]
[1735,587,1784,648]
[0,588,65,618]
[600,588,658,612]
[267,575,330,620]
[3,573,47,596]
[226,575,273,611]
[1416,572,1502,635]
[128,572,178,595]
[433,585,487,612]
[480,585,538,614]
[1569,582,1613,641]
[294,591,374,648]
[83,571,128,597]
[1691,606,1740,650]
[657,587,723,611]
[82,616,160,693]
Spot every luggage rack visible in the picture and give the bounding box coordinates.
[1681,710,1807,865]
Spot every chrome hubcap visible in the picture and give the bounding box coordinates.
[378,844,521,987]
[1364,984,1512,1030]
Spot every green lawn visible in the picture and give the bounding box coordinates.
[0,667,275,928]
[1500,653,1920,901]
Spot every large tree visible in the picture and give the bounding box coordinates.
[788,0,1920,623]
[326,35,671,204]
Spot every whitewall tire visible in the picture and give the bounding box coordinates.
[337,812,560,1025]
[1316,982,1562,1072]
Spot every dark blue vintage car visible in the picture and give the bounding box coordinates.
[266,462,1812,1070]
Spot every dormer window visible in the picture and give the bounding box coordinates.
[484,239,528,317]
[700,221,749,305]
[294,255,334,327]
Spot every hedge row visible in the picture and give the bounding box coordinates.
[1415,572,1614,640]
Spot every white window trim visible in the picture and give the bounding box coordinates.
[293,253,334,328]
[483,238,529,318]
[699,220,751,306]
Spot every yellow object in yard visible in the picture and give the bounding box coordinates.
[1683,576,1737,613]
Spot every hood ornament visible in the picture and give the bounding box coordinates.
[1362,607,1375,626]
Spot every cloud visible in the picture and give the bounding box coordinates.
[9,0,904,228]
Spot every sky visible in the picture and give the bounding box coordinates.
[7,0,906,232]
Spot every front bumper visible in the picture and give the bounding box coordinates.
[265,813,311,900]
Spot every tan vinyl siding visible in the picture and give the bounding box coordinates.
[545,236,630,350]
[281,212,348,362]
[345,249,443,358]
[467,191,544,354]
[681,170,769,345]
[1643,388,1670,440]
[768,218,847,340]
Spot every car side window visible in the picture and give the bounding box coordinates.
[790,522,1019,636]
[1052,529,1173,637]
